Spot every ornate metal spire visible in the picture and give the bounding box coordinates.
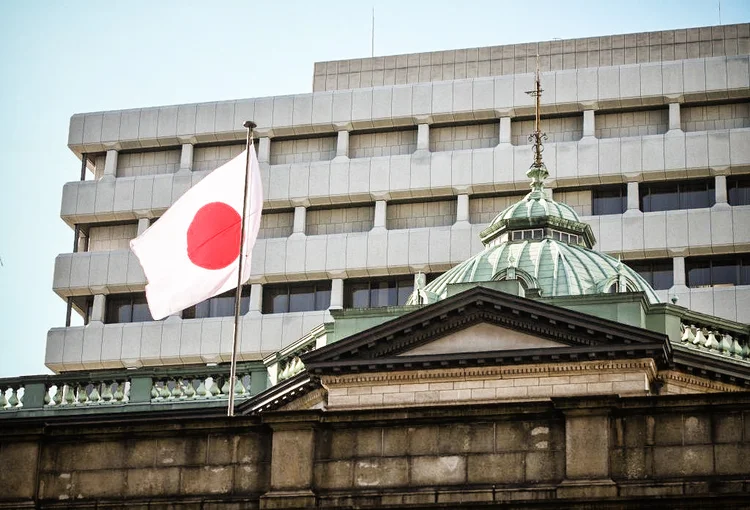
[525,54,548,191]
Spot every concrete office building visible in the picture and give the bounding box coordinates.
[1,21,750,509]
[46,22,750,372]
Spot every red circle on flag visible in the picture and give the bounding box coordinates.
[186,202,241,270]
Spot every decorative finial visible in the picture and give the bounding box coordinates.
[525,54,548,191]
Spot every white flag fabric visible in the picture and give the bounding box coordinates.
[130,147,263,320]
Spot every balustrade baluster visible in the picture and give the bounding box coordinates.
[89,382,101,404]
[8,387,19,408]
[184,378,196,399]
[0,387,7,409]
[196,377,208,398]
[101,381,114,403]
[76,385,88,405]
[234,377,246,396]
[159,379,171,400]
[64,384,75,405]
[220,377,230,398]
[171,379,183,399]
[44,385,51,406]
[209,376,221,398]
[114,381,125,402]
[52,385,63,406]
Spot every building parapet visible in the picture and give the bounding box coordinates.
[67,56,750,155]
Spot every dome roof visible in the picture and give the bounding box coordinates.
[407,238,661,305]
[407,147,660,306]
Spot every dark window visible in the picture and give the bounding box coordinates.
[344,276,415,308]
[105,293,153,324]
[182,287,250,319]
[626,259,674,290]
[728,176,750,206]
[262,281,332,314]
[686,255,750,288]
[640,179,715,212]
[592,185,627,215]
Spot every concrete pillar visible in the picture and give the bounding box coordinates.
[90,294,106,323]
[258,136,271,163]
[626,182,640,212]
[668,102,681,131]
[179,143,194,173]
[292,206,306,235]
[715,175,728,205]
[583,110,596,138]
[137,218,151,235]
[456,194,470,223]
[248,283,263,314]
[335,130,350,159]
[417,123,430,151]
[499,117,512,144]
[103,149,118,179]
[673,256,687,287]
[329,278,344,310]
[373,200,387,229]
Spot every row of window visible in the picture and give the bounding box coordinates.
[90,256,748,324]
[592,176,750,216]
[626,255,750,290]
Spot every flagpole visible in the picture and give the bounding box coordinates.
[228,120,256,417]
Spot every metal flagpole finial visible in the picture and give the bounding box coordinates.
[524,53,549,191]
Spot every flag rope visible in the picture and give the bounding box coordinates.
[228,120,257,417]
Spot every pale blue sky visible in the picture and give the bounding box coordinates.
[0,0,748,377]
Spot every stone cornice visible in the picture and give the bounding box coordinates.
[659,369,745,393]
[321,358,658,387]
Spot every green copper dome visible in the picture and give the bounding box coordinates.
[407,156,661,305]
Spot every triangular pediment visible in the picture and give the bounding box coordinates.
[303,286,671,375]
[398,323,567,356]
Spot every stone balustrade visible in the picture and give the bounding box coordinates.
[0,362,266,415]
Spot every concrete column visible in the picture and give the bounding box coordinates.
[456,194,470,223]
[90,294,106,323]
[626,182,640,212]
[668,102,681,131]
[292,206,306,235]
[329,278,344,310]
[248,283,263,315]
[499,117,511,144]
[673,256,687,287]
[583,110,596,138]
[137,218,151,235]
[417,123,430,151]
[103,149,118,179]
[373,200,387,229]
[335,130,350,159]
[715,175,728,205]
[179,143,194,173]
[258,136,271,163]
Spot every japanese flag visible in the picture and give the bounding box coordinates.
[130,147,263,320]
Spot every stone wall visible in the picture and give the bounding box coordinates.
[595,108,669,138]
[511,116,582,145]
[192,144,244,172]
[306,205,375,235]
[116,149,180,177]
[87,223,139,252]
[2,392,749,507]
[386,199,457,229]
[269,136,336,165]
[258,211,295,239]
[430,123,499,152]
[682,102,750,132]
[313,23,749,91]
[350,130,417,158]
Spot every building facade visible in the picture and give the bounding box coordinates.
[1,22,750,509]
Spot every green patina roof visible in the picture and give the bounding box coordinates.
[409,159,661,305]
